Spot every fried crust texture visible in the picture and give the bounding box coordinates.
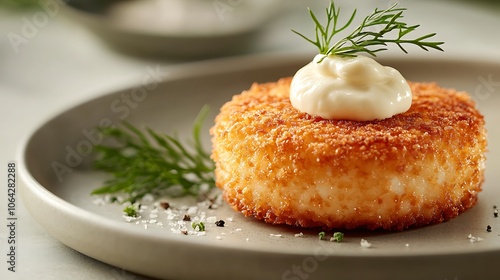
[210,77,487,230]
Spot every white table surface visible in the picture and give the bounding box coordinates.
[1,0,499,279]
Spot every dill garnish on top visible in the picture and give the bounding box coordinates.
[292,2,444,61]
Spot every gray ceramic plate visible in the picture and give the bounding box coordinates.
[20,53,500,280]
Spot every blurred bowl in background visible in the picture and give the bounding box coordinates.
[62,0,283,58]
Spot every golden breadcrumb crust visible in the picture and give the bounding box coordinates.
[210,77,487,230]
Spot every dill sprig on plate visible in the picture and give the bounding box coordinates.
[292,1,444,60]
[91,106,215,203]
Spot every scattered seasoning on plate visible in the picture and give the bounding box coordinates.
[360,239,372,248]
[183,214,191,221]
[494,208,498,218]
[230,228,242,234]
[192,221,205,232]
[294,232,304,238]
[270,234,283,238]
[123,204,139,217]
[467,234,484,243]
[487,225,492,232]
[318,231,326,240]
[206,216,217,223]
[405,243,410,247]
[160,201,170,209]
[330,232,344,242]
[215,220,225,227]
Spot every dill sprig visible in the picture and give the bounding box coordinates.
[293,2,444,61]
[91,106,215,203]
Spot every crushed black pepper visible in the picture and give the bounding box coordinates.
[487,225,492,232]
[160,201,170,209]
[215,220,225,227]
[494,209,498,218]
[183,214,191,221]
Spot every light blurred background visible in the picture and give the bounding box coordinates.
[1,0,499,279]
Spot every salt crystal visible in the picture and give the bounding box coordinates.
[216,236,222,240]
[187,206,198,215]
[142,194,154,203]
[360,239,372,248]
[122,215,139,223]
[166,214,176,220]
[92,198,106,206]
[294,232,304,238]
[206,216,217,223]
[468,235,484,243]
[270,234,283,238]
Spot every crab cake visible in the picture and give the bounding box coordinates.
[210,77,487,230]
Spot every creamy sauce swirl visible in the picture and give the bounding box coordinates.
[290,54,412,121]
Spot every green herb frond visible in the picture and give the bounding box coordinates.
[123,204,139,217]
[293,1,444,60]
[91,106,215,203]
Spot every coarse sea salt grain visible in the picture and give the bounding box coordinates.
[92,197,106,206]
[294,232,304,238]
[230,228,242,234]
[468,234,484,243]
[360,239,372,248]
[270,234,283,238]
[142,194,155,203]
[187,206,198,215]
[206,216,217,223]
[123,215,139,223]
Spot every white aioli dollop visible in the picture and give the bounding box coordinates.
[290,54,412,121]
